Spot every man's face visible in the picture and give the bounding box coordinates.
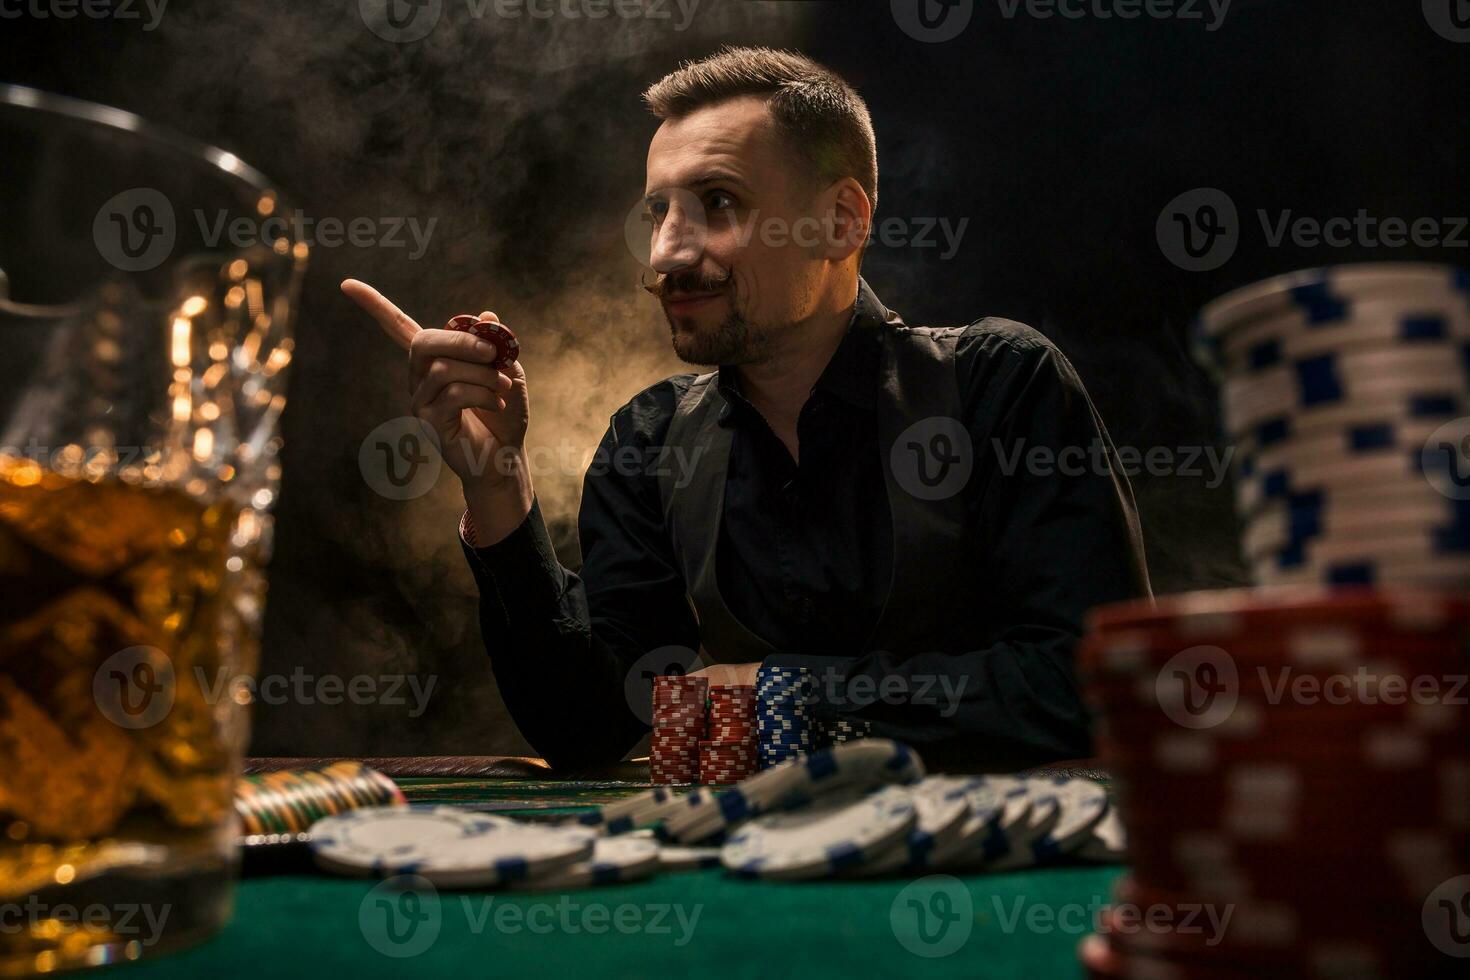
[642,95,827,366]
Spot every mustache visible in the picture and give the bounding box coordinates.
[640,268,734,300]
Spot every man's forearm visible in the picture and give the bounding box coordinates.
[461,448,535,548]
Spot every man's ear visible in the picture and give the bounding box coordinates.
[820,178,872,262]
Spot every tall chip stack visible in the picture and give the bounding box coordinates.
[756,665,817,769]
[1077,264,1470,979]
[650,675,707,785]
[1200,264,1470,588]
[701,685,758,785]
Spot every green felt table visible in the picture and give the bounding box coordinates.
[121,774,1124,979]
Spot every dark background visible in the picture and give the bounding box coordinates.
[6,0,1467,756]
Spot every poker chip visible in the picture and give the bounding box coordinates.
[982,778,1062,872]
[918,776,1015,868]
[1029,778,1110,864]
[756,665,817,769]
[721,785,917,880]
[1080,587,1470,978]
[650,674,707,785]
[1072,804,1126,863]
[656,845,723,872]
[656,739,926,844]
[308,806,508,877]
[1197,262,1470,589]
[443,313,520,371]
[842,777,971,876]
[508,835,659,891]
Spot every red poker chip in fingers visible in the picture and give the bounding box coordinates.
[444,314,520,371]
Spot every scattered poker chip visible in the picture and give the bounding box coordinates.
[655,845,723,872]
[509,836,660,892]
[1072,803,1126,863]
[657,739,925,844]
[443,313,520,371]
[1029,778,1110,864]
[721,785,917,880]
[918,776,1015,868]
[843,777,971,876]
[982,778,1061,872]
[407,822,599,888]
[308,806,507,877]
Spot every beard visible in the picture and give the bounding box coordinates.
[667,302,769,366]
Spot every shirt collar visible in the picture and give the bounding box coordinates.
[715,276,896,424]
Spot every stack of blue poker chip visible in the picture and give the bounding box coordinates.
[1198,263,1470,589]
[756,665,815,770]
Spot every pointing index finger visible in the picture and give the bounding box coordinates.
[341,278,421,351]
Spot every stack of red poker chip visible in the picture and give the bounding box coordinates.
[1077,588,1470,979]
[699,685,758,785]
[651,675,707,785]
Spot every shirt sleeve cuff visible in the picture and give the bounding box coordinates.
[459,496,568,611]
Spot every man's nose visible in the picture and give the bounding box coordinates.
[648,199,708,275]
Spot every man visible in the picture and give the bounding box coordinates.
[343,46,1150,772]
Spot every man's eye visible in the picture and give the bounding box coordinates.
[708,192,735,210]
[645,201,668,223]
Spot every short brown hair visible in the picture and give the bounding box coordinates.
[642,46,878,213]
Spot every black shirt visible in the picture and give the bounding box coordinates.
[462,283,1150,770]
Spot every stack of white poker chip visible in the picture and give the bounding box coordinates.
[1198,263,1470,588]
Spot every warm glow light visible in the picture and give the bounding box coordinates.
[192,429,214,461]
[180,295,207,317]
[170,317,191,367]
[172,394,191,422]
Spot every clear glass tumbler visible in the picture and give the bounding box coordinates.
[0,85,306,973]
